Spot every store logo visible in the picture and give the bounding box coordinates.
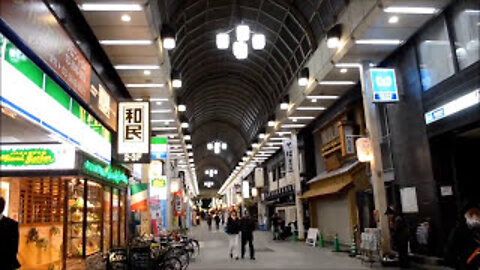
[0,148,55,166]
[83,160,128,184]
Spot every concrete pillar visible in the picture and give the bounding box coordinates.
[359,61,391,255]
[291,132,305,240]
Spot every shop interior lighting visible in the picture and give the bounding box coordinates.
[115,65,160,70]
[318,81,355,85]
[383,7,438,14]
[79,3,143,11]
[355,39,403,45]
[126,83,165,88]
[306,95,339,100]
[100,40,152,45]
[298,67,309,86]
[161,25,176,50]
[296,106,326,111]
[152,109,172,113]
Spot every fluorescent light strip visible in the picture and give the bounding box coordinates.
[383,7,438,14]
[282,124,306,128]
[115,65,160,70]
[152,109,172,113]
[149,98,168,101]
[270,137,287,141]
[126,83,164,88]
[267,142,284,146]
[100,40,152,46]
[152,127,177,131]
[80,3,143,11]
[151,119,174,123]
[296,106,326,111]
[335,63,361,68]
[289,116,315,120]
[355,39,403,45]
[263,146,280,150]
[319,81,356,85]
[425,89,479,124]
[276,131,291,136]
[306,95,339,100]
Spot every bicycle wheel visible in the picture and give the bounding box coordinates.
[191,239,200,256]
[159,257,182,270]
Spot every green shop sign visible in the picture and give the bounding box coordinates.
[83,160,128,185]
[1,148,55,166]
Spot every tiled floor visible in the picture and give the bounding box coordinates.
[188,223,391,270]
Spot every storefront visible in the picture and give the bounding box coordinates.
[0,144,129,270]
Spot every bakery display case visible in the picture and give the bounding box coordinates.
[68,179,85,257]
[86,181,102,255]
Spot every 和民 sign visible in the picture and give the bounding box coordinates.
[0,144,76,170]
[117,102,150,163]
[370,68,399,102]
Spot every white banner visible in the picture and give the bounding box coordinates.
[254,167,264,188]
[117,102,150,162]
[283,139,294,173]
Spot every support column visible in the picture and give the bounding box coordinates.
[291,132,305,240]
[359,61,391,255]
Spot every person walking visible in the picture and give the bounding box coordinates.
[207,213,213,231]
[386,206,410,268]
[0,197,20,270]
[226,210,241,260]
[445,202,480,270]
[240,211,256,260]
[215,213,221,230]
[271,213,280,240]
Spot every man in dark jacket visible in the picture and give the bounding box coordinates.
[386,206,410,268]
[240,211,256,260]
[445,202,480,270]
[0,197,20,270]
[226,210,241,259]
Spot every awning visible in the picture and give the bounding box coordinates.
[307,160,361,184]
[301,178,353,199]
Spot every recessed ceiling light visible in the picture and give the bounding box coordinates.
[383,7,438,14]
[340,68,348,73]
[121,14,131,22]
[100,40,152,46]
[115,65,160,70]
[126,83,164,88]
[79,3,143,11]
[143,70,151,76]
[388,16,399,24]
[355,39,403,45]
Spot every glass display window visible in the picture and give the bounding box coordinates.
[85,181,102,255]
[103,186,111,254]
[68,179,85,258]
[451,0,480,69]
[112,188,119,247]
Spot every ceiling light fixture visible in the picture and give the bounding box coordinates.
[181,122,189,128]
[216,33,230,49]
[232,41,248,60]
[115,65,160,70]
[152,127,177,131]
[144,70,151,76]
[296,106,326,111]
[335,63,361,68]
[161,24,176,50]
[126,83,164,88]
[326,24,343,48]
[184,135,191,141]
[100,40,152,45]
[289,116,315,121]
[388,16,399,24]
[282,124,306,129]
[355,39,403,45]
[306,95,339,100]
[178,104,186,112]
[216,23,265,59]
[151,109,172,113]
[252,34,266,50]
[121,14,131,22]
[319,81,356,85]
[340,68,348,73]
[383,6,438,14]
[79,3,143,11]
[171,71,182,88]
[298,67,309,86]
[150,98,168,101]
[280,95,289,110]
[268,120,276,127]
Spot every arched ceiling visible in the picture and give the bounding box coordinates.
[155,0,348,191]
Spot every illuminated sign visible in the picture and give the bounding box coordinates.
[117,102,150,163]
[425,89,480,124]
[151,137,168,159]
[355,138,372,162]
[0,144,75,170]
[82,160,128,184]
[370,68,399,102]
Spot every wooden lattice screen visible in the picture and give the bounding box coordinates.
[19,178,65,224]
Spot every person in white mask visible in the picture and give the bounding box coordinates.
[445,202,480,270]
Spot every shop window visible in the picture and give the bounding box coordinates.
[112,188,119,247]
[19,178,65,224]
[85,181,102,255]
[451,0,480,69]
[119,191,126,246]
[103,186,111,254]
[417,16,456,91]
[68,179,85,258]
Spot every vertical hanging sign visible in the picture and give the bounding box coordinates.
[283,139,294,173]
[117,102,150,163]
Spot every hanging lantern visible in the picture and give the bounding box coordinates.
[355,137,372,162]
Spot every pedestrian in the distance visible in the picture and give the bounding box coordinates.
[271,213,280,240]
[207,213,213,231]
[215,213,221,230]
[0,197,21,270]
[240,211,256,260]
[445,202,480,270]
[226,210,241,260]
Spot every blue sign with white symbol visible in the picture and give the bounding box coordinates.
[370,68,399,102]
